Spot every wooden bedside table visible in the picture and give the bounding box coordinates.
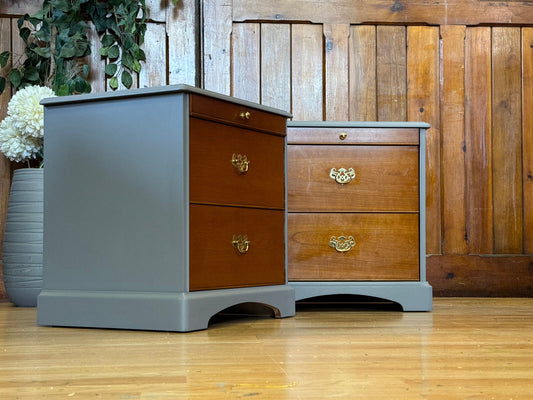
[37,85,295,331]
[287,121,432,311]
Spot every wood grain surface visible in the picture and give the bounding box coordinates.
[3,298,533,399]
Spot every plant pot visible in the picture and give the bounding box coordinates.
[2,168,43,306]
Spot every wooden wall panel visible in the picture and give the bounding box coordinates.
[523,28,533,254]
[231,23,260,102]
[202,0,232,95]
[233,0,533,26]
[139,23,167,89]
[406,26,441,255]
[465,27,493,254]
[492,27,523,254]
[376,26,406,121]
[0,18,11,301]
[167,0,198,86]
[427,254,533,297]
[260,24,291,112]
[441,25,468,255]
[3,1,533,298]
[324,24,350,121]
[349,26,376,121]
[291,24,323,120]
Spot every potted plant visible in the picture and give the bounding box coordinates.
[0,85,53,306]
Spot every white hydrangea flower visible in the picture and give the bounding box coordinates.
[0,116,42,162]
[7,85,56,139]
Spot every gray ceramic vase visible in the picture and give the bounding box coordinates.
[2,168,43,306]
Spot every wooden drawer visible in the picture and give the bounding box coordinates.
[288,145,419,212]
[190,94,287,135]
[189,204,285,291]
[189,118,285,209]
[288,213,419,281]
[287,126,420,145]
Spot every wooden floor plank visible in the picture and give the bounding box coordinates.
[1,298,532,399]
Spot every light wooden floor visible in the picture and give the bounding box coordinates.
[1,297,532,399]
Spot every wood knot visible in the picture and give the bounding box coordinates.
[391,1,404,12]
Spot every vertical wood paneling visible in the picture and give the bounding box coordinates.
[523,28,533,254]
[167,0,198,86]
[291,24,323,120]
[202,0,232,95]
[492,27,523,254]
[0,18,12,116]
[465,27,493,254]
[231,23,260,103]
[376,26,406,121]
[441,25,467,254]
[324,24,350,121]
[86,22,105,93]
[349,25,376,121]
[139,23,167,88]
[0,18,12,300]
[406,26,441,255]
[260,24,291,112]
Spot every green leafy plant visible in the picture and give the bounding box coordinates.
[0,0,179,96]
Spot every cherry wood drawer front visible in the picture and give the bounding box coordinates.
[288,145,419,212]
[190,94,287,135]
[287,126,420,145]
[189,205,285,291]
[189,118,285,209]
[288,213,419,281]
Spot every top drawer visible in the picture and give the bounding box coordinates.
[189,118,285,209]
[190,94,287,136]
[287,126,420,145]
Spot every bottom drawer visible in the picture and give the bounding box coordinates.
[189,204,285,291]
[288,213,419,281]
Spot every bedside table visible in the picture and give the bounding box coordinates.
[37,85,295,331]
[287,121,432,311]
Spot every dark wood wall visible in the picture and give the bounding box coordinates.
[1,0,533,299]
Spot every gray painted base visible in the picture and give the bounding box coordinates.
[37,285,295,332]
[291,282,433,311]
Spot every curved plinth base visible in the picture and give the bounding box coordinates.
[37,285,295,332]
[290,281,433,311]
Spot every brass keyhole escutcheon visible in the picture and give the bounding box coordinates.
[232,153,250,174]
[329,235,356,253]
[232,234,250,254]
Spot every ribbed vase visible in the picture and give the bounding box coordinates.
[2,169,43,307]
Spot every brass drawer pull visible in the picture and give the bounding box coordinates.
[330,167,356,184]
[329,235,356,253]
[232,234,250,254]
[232,153,250,174]
[339,132,347,140]
[240,111,251,120]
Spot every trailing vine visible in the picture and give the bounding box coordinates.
[0,0,179,96]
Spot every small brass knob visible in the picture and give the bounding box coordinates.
[240,111,251,120]
[339,132,347,140]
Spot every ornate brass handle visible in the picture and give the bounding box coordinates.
[232,153,250,174]
[339,132,347,140]
[232,234,250,254]
[240,111,251,120]
[329,235,356,253]
[330,167,356,184]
